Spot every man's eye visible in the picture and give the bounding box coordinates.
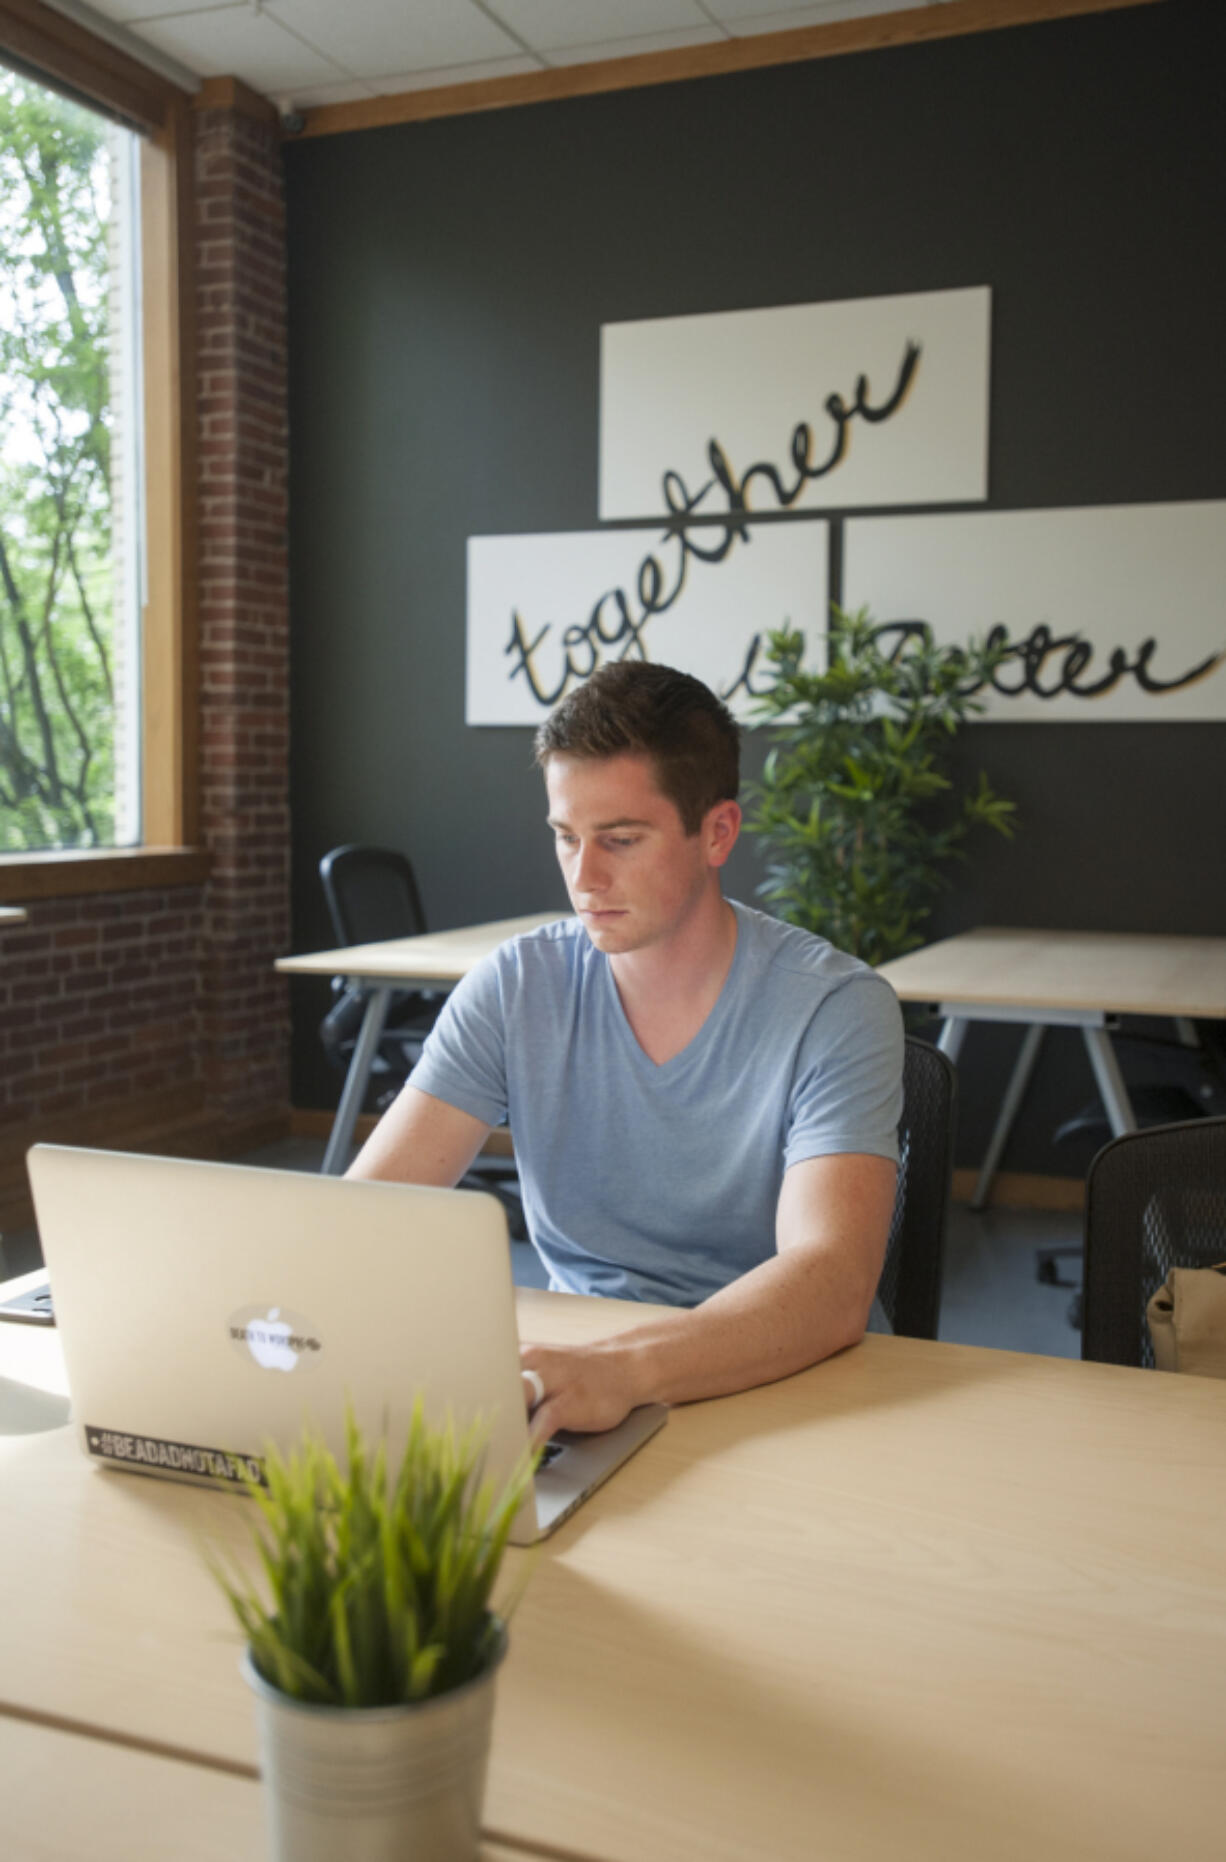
[604,837,638,849]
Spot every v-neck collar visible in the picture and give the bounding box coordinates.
[601,903,748,1077]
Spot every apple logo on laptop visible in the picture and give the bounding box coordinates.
[228,1304,323,1373]
[246,1308,298,1373]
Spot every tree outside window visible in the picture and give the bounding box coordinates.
[0,68,142,852]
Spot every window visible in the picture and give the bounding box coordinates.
[0,67,142,851]
[0,3,202,899]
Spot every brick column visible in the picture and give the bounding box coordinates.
[194,91,291,1138]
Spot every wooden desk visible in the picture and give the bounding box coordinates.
[2,1288,1225,1861]
[276,912,566,1172]
[878,927,1226,1206]
[0,1717,549,1862]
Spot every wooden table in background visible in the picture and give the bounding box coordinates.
[877,927,1226,1206]
[3,1284,1225,1861]
[275,912,565,1172]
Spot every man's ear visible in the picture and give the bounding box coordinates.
[704,799,742,869]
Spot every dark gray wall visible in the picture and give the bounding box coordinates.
[283,0,1226,1170]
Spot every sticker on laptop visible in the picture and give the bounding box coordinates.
[85,1427,265,1485]
[228,1304,324,1374]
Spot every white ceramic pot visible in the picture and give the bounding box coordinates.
[241,1620,507,1862]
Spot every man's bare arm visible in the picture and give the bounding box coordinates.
[521,1151,897,1439]
[345,1083,492,1187]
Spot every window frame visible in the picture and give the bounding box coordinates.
[0,0,203,899]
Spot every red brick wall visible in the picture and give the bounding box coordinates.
[0,889,205,1122]
[195,100,291,1132]
[0,96,291,1228]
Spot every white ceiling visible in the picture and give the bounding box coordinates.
[48,0,957,111]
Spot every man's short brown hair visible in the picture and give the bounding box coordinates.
[533,662,740,835]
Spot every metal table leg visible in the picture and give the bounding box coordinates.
[971,1023,1045,1210]
[321,985,392,1176]
[937,1017,968,1064]
[1082,1025,1138,1138]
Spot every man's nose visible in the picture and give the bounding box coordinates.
[573,840,608,893]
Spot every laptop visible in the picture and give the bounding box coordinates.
[25,1144,666,1543]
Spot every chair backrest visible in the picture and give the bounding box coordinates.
[877,1037,957,1339]
[1081,1116,1226,1368]
[319,845,427,948]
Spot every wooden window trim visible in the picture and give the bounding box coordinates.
[0,846,209,901]
[0,1,204,900]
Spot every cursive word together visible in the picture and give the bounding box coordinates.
[504,343,923,707]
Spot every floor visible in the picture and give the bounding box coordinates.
[1,1134,1085,1359]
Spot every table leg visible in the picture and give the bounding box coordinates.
[321,986,392,1176]
[937,1017,968,1064]
[1081,1026,1138,1138]
[971,1023,1046,1211]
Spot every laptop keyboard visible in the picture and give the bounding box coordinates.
[0,1280,54,1326]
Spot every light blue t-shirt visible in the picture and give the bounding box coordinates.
[409,901,903,1307]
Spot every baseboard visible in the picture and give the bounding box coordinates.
[291,1107,379,1144]
[289,1108,515,1158]
[952,1168,1085,1212]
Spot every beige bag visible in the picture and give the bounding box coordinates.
[1146,1264,1226,1377]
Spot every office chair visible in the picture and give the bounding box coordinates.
[317,844,444,1103]
[876,1037,958,1339]
[1037,1022,1226,1314]
[317,844,525,1235]
[1052,1021,1226,1151]
[1081,1115,1226,1368]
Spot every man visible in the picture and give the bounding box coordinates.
[349,661,903,1440]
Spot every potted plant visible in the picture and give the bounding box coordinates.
[745,606,1017,964]
[209,1402,537,1862]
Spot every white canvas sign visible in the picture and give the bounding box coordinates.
[466,520,828,725]
[599,286,990,521]
[843,501,1226,721]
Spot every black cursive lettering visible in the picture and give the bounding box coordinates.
[694,342,921,518]
[870,618,1224,702]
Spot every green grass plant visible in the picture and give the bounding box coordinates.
[209,1402,537,1709]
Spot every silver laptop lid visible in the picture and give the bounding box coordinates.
[27,1145,533,1517]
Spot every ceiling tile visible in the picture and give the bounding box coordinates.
[372,55,543,94]
[711,0,925,25]
[264,0,520,77]
[485,0,709,54]
[131,7,342,86]
[545,25,726,67]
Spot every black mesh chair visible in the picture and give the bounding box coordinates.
[876,1037,958,1339]
[317,844,524,1233]
[1081,1116,1226,1368]
[318,845,444,1103]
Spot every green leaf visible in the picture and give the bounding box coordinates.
[201,1400,537,1709]
[746,600,1020,962]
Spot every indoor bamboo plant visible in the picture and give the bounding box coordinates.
[746,606,1017,965]
[209,1402,537,1862]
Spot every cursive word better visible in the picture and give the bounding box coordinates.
[872,619,1225,701]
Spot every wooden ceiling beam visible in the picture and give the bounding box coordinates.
[294,0,1165,142]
